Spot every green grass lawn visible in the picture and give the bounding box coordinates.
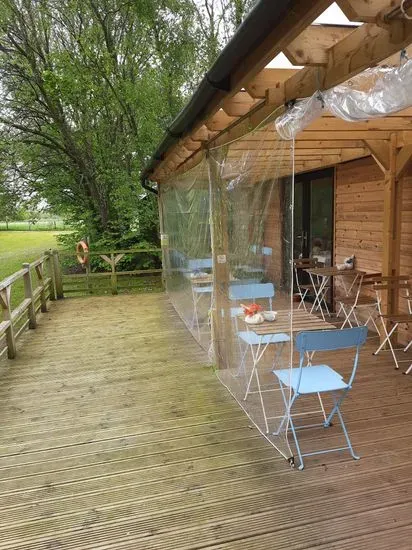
[0,231,65,315]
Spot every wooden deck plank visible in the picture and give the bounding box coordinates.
[0,293,411,549]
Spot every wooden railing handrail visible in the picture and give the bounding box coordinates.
[0,250,59,360]
[58,248,161,257]
[0,268,28,292]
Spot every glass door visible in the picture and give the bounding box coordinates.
[293,168,334,266]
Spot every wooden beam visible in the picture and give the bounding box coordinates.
[222,91,257,117]
[307,117,412,132]
[396,144,412,178]
[230,0,333,89]
[337,0,388,23]
[364,139,391,172]
[284,25,354,66]
[155,1,412,181]
[245,68,298,99]
[381,134,402,334]
[209,19,412,152]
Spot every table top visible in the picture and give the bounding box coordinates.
[241,309,335,336]
[304,267,365,277]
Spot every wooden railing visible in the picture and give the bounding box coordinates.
[0,248,162,360]
[59,248,162,295]
[0,251,62,360]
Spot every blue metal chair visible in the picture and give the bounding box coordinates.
[228,283,290,433]
[273,326,368,470]
[187,258,213,339]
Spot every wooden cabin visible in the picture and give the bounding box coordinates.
[143,0,412,349]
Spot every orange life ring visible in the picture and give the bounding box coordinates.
[76,240,89,265]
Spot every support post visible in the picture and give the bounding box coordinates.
[22,263,37,329]
[208,149,234,370]
[0,287,16,359]
[158,190,169,290]
[110,253,118,295]
[52,250,64,299]
[382,134,402,322]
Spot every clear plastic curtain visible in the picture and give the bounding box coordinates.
[276,57,412,140]
[206,122,295,458]
[159,159,213,352]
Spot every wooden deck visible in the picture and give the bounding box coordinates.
[0,293,411,549]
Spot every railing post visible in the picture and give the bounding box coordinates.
[0,286,17,359]
[35,262,47,313]
[110,253,118,295]
[45,251,56,301]
[22,263,37,329]
[52,250,64,299]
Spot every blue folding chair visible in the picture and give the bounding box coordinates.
[228,283,290,432]
[273,326,368,470]
[229,284,289,368]
[187,258,213,339]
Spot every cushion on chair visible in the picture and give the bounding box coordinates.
[238,331,290,345]
[273,365,349,394]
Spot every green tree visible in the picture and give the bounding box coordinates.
[0,0,199,245]
[0,0,255,247]
[190,0,256,66]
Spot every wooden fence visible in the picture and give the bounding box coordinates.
[59,248,162,295]
[0,251,61,360]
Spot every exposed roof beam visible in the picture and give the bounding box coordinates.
[209,19,412,152]
[338,0,412,23]
[283,25,354,66]
[158,3,412,180]
[221,91,257,117]
[245,68,298,99]
[363,139,391,171]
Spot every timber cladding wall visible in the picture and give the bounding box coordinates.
[335,156,411,344]
[335,156,384,273]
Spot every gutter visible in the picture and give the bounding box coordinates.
[140,0,292,189]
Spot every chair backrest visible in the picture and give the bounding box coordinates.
[295,326,368,353]
[349,272,382,305]
[229,282,274,302]
[293,258,318,270]
[374,276,411,313]
[188,258,213,270]
[293,258,318,289]
[250,245,272,256]
[295,326,368,388]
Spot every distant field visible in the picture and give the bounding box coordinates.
[0,220,67,231]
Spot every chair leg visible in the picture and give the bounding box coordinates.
[327,392,359,461]
[335,403,360,461]
[288,413,305,470]
[340,305,354,329]
[404,339,412,353]
[374,321,398,355]
[404,363,412,375]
